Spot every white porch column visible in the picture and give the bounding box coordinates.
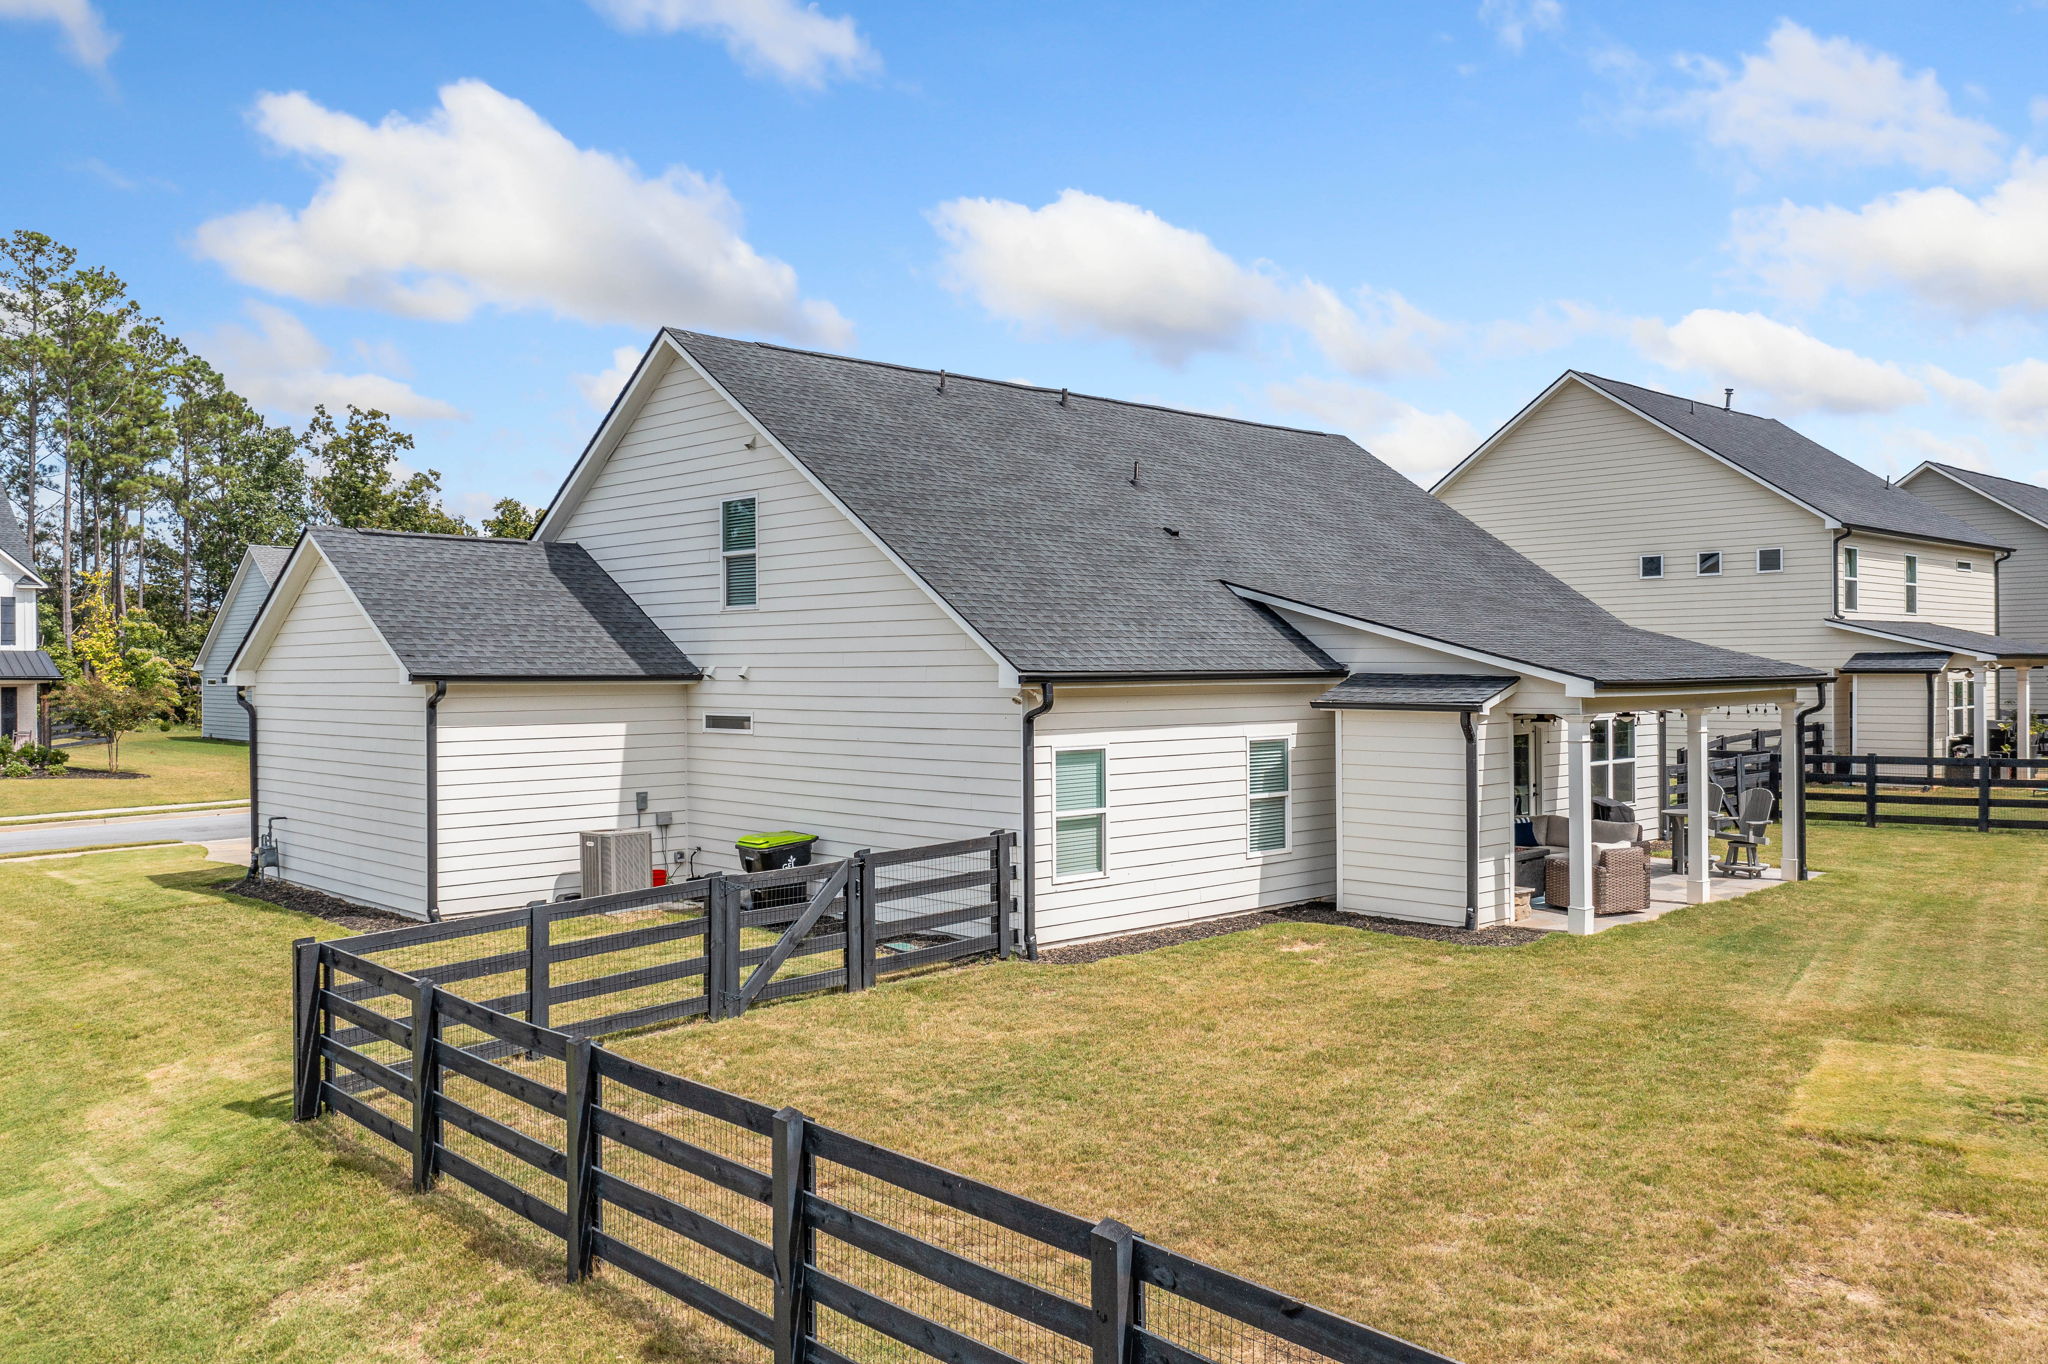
[2018,667,2035,760]
[1563,715,1595,935]
[1974,664,1993,756]
[1777,697,1803,882]
[1686,708,1712,904]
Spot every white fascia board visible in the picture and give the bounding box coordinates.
[1838,522,2009,556]
[227,535,411,685]
[660,335,1020,691]
[1435,372,1840,532]
[1228,584,1594,695]
[0,547,45,590]
[1825,617,1992,663]
[1900,462,2048,536]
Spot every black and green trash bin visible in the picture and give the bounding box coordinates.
[736,830,818,908]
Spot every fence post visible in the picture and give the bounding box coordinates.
[1865,753,1879,828]
[771,1106,814,1364]
[707,875,739,1021]
[1090,1218,1138,1364]
[844,851,870,993]
[858,853,879,990]
[565,1036,600,1282]
[526,901,551,1034]
[991,829,1015,961]
[1979,755,1994,833]
[410,977,440,1191]
[291,937,322,1121]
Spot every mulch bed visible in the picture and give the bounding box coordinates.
[1039,901,1545,964]
[4,769,146,780]
[219,874,413,933]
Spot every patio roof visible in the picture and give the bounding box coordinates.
[1828,617,2048,662]
[1310,673,1517,711]
[1840,650,1949,674]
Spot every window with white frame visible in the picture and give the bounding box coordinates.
[1247,738,1291,854]
[1590,717,1636,802]
[702,713,753,732]
[721,496,757,608]
[1841,546,1859,611]
[1053,748,1107,877]
[1697,551,1721,576]
[1904,554,1919,614]
[1950,675,1976,738]
[0,595,13,646]
[1757,547,1783,573]
[1513,731,1540,817]
[1958,560,1975,572]
[1639,555,1664,579]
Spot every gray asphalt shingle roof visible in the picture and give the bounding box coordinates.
[307,527,700,681]
[1840,650,1950,674]
[1311,674,1518,710]
[1914,463,2048,531]
[247,544,292,584]
[0,498,36,582]
[1832,618,2048,659]
[1575,374,2007,550]
[672,331,1823,689]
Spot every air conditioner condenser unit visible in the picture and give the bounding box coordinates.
[580,827,655,899]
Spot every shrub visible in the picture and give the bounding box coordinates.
[3,761,28,779]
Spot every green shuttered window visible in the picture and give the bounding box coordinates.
[1053,749,1107,877]
[721,496,758,607]
[1248,738,1290,853]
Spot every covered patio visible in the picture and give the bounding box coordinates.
[1831,618,2048,763]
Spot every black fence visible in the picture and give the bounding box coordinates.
[291,850,1459,1364]
[1804,753,2048,833]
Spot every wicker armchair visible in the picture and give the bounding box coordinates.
[1544,845,1652,916]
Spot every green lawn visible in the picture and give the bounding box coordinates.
[0,727,249,818]
[5,828,2048,1361]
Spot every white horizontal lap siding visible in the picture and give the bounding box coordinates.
[1839,533,1997,633]
[1900,475,2048,643]
[250,560,425,914]
[1848,672,1937,773]
[553,351,1019,869]
[1440,382,1841,670]
[1336,708,1509,924]
[434,683,688,916]
[1030,684,1332,945]
[198,568,273,740]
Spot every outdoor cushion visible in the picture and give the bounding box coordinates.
[1514,819,1538,848]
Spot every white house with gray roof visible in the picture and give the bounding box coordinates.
[231,331,1826,940]
[193,544,291,741]
[0,497,58,745]
[1436,371,2048,766]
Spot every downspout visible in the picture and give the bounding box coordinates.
[1829,526,1851,617]
[1460,710,1479,930]
[1994,548,2013,635]
[1019,682,1055,960]
[1925,670,1937,782]
[1793,681,1830,882]
[424,681,447,923]
[235,686,258,852]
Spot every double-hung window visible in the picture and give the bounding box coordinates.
[721,497,757,607]
[1841,547,1859,612]
[1248,738,1291,854]
[1590,717,1636,802]
[1950,675,1976,739]
[1053,749,1107,877]
[1904,554,1919,614]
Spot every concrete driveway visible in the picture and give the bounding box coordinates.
[0,809,249,860]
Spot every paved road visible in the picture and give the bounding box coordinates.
[0,809,248,857]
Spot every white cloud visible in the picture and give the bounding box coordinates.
[1478,0,1562,53]
[194,80,850,344]
[203,302,462,422]
[1629,309,1924,414]
[588,0,875,86]
[1885,426,1991,474]
[1267,377,1478,483]
[575,345,644,409]
[0,0,115,69]
[1672,21,2002,180]
[1929,358,2048,436]
[930,189,1447,375]
[1739,154,2048,316]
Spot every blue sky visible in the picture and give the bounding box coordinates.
[7,1,2048,517]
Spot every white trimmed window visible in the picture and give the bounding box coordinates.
[0,595,13,646]
[1053,749,1107,878]
[1904,554,1919,614]
[1841,547,1859,611]
[702,713,753,733]
[1590,717,1636,803]
[1757,547,1783,573]
[1958,560,1975,572]
[721,496,757,608]
[1248,738,1291,854]
[1697,551,1721,576]
[1639,555,1664,579]
[1950,675,1976,738]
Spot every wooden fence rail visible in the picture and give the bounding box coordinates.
[290,871,1460,1364]
[1802,752,2048,833]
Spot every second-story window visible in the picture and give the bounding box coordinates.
[1697,551,1721,576]
[1757,548,1783,573]
[1904,554,1919,614]
[721,496,757,608]
[1639,555,1664,579]
[1841,547,1859,611]
[0,596,13,647]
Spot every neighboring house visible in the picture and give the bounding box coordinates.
[231,331,1823,940]
[1896,462,2048,741]
[193,545,291,740]
[1434,372,2048,765]
[0,498,59,744]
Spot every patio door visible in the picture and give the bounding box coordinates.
[1513,730,1540,817]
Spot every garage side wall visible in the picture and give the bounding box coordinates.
[435,683,690,917]
[1336,709,1513,925]
[253,560,426,915]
